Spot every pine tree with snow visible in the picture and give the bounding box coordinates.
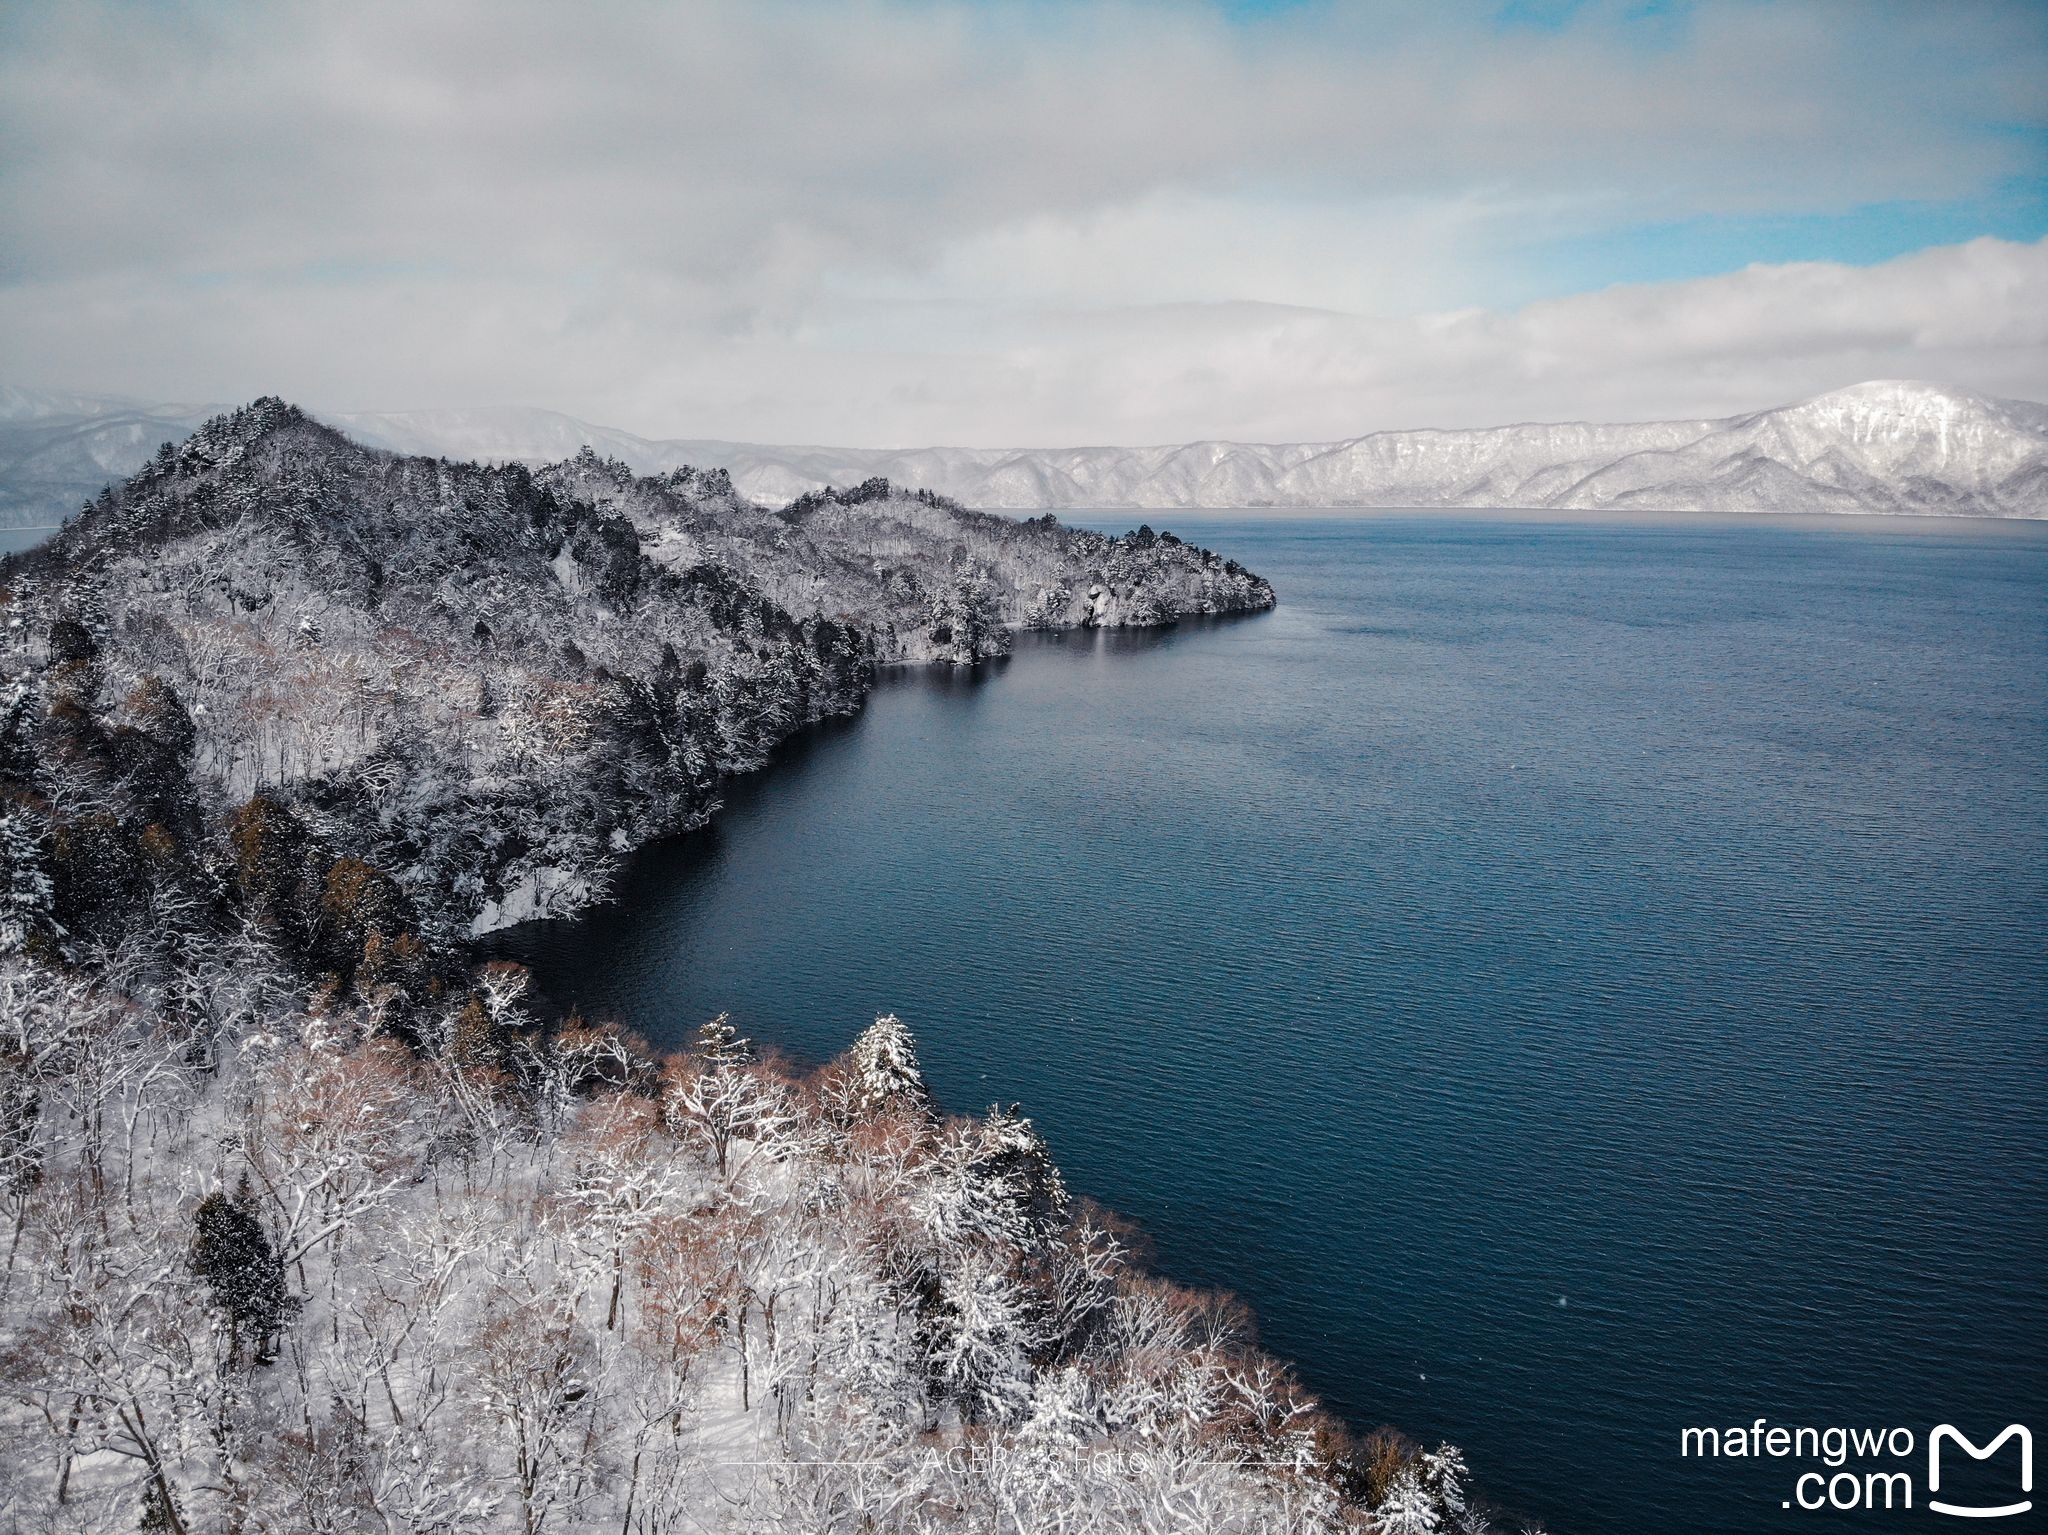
[974,1103,1070,1242]
[693,1011,753,1070]
[846,1012,932,1120]
[1377,1465,1441,1535]
[931,1259,1035,1426]
[138,1476,180,1533]
[1421,1441,1470,1520]
[999,1363,1095,1521]
[0,677,37,780]
[1020,1363,1093,1450]
[0,807,62,958]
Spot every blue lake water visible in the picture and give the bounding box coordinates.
[498,512,2048,1534]
[0,526,56,556]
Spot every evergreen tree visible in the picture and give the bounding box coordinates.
[973,1103,1070,1245]
[693,1011,753,1070]
[0,1060,42,1196]
[137,1475,181,1534]
[1422,1442,1470,1521]
[317,855,409,984]
[445,995,502,1073]
[192,1175,289,1363]
[846,1012,932,1120]
[226,793,315,939]
[0,807,63,958]
[0,676,38,779]
[931,1260,1035,1425]
[1377,1464,1441,1535]
[47,615,97,669]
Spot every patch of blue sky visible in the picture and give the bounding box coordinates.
[1490,0,1691,33]
[1501,174,2048,305]
[1015,0,1694,34]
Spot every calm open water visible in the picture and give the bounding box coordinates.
[498,512,2048,1534]
[0,526,56,556]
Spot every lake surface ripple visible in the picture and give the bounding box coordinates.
[497,512,2048,1534]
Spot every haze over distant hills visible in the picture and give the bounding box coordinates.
[2,380,2043,527]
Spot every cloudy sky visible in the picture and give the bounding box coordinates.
[1,0,2044,446]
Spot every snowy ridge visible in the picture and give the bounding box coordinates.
[4,380,2041,527]
[337,380,2048,518]
[4,399,1271,939]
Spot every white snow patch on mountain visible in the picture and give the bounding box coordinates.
[332,381,2048,518]
[3,380,2042,525]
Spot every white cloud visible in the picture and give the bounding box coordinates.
[6,235,2039,445]
[0,0,2041,442]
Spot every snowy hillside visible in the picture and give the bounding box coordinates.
[4,399,1270,935]
[0,404,1482,1535]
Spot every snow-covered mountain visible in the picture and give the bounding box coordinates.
[6,396,1270,930]
[0,389,220,526]
[0,404,1347,1535]
[5,380,2043,525]
[334,381,2048,517]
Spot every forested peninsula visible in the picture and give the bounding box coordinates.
[0,401,1493,1533]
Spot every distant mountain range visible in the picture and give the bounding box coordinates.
[3,379,2043,527]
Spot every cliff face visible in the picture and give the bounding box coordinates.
[2,400,1272,941]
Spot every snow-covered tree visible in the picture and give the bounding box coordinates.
[971,1102,1070,1247]
[692,1010,752,1070]
[0,808,60,958]
[1378,1464,1442,1535]
[1422,1440,1471,1521]
[661,1043,804,1182]
[845,1011,933,1122]
[930,1258,1035,1426]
